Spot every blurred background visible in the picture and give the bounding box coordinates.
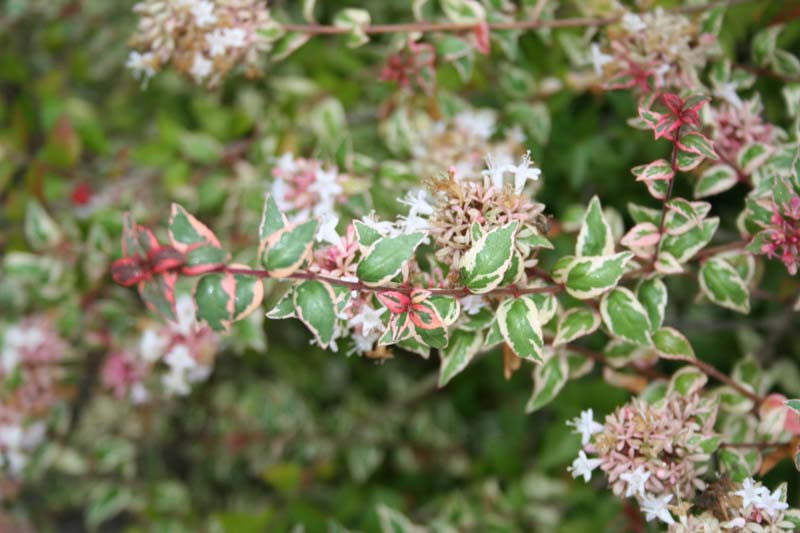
[1,0,800,531]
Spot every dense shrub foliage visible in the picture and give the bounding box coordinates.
[2,0,800,531]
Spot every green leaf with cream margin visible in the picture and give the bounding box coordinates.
[168,203,222,253]
[193,265,265,332]
[699,257,750,313]
[553,308,601,347]
[497,296,544,363]
[357,232,426,286]
[653,327,694,360]
[459,222,518,294]
[258,193,287,258]
[263,220,318,277]
[659,218,718,264]
[600,287,653,346]
[563,252,634,300]
[525,354,569,413]
[636,277,667,330]
[438,329,484,387]
[575,196,615,256]
[694,164,738,199]
[293,280,337,349]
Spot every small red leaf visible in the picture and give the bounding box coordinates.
[111,257,148,287]
[147,245,185,274]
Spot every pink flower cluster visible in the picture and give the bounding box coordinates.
[710,98,775,167]
[100,295,219,400]
[759,196,800,275]
[590,393,718,500]
[0,316,67,477]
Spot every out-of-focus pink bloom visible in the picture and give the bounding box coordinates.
[101,352,143,399]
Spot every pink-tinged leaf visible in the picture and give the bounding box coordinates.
[676,149,704,171]
[147,246,185,274]
[181,243,229,276]
[621,222,661,248]
[638,107,662,129]
[606,72,636,90]
[138,272,177,320]
[410,288,432,305]
[654,115,679,140]
[473,21,490,55]
[168,203,222,254]
[661,93,683,115]
[387,311,411,342]
[111,257,148,287]
[633,159,674,182]
[678,131,718,160]
[644,177,669,200]
[409,301,444,331]
[377,291,411,314]
[682,94,710,114]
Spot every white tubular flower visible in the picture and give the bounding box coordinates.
[590,43,614,75]
[756,486,789,518]
[510,151,541,194]
[481,152,512,190]
[317,215,342,246]
[310,168,343,198]
[735,477,768,509]
[174,294,198,337]
[567,450,603,483]
[164,345,197,373]
[620,465,651,498]
[640,493,674,525]
[566,409,604,446]
[275,152,297,174]
[399,189,434,217]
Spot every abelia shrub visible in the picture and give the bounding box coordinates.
[3,0,800,530]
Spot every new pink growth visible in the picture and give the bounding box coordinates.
[761,196,800,275]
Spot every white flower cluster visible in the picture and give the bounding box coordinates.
[1,323,47,374]
[139,295,216,397]
[735,478,789,519]
[0,422,46,476]
[128,0,274,86]
[481,151,542,194]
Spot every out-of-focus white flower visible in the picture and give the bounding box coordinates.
[222,27,247,48]
[126,51,156,81]
[622,12,647,33]
[162,369,191,396]
[455,110,496,140]
[620,465,651,498]
[640,493,674,525]
[567,409,604,446]
[275,153,297,174]
[460,295,486,315]
[206,29,228,57]
[567,450,603,482]
[190,53,213,81]
[590,43,614,75]
[715,82,743,109]
[174,294,197,337]
[164,345,197,373]
[720,517,746,529]
[190,0,217,27]
[130,382,150,404]
[361,212,397,236]
[140,328,169,363]
[351,305,385,337]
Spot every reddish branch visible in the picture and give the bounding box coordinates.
[281,0,753,36]
[222,265,561,297]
